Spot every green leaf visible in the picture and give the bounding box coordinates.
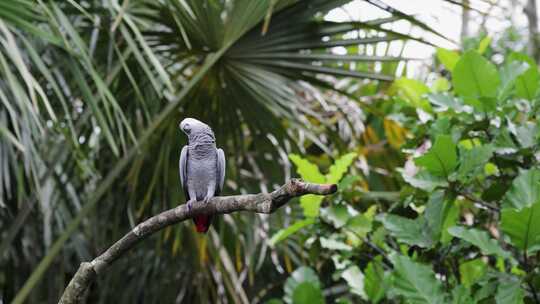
[495,276,524,304]
[364,258,386,303]
[457,145,494,182]
[494,129,519,154]
[424,191,455,243]
[502,169,540,210]
[390,77,431,111]
[290,154,327,217]
[326,152,357,184]
[441,202,460,245]
[498,60,530,100]
[501,202,540,254]
[477,36,491,54]
[427,93,467,113]
[344,210,374,246]
[342,265,366,298]
[377,214,433,248]
[268,218,315,246]
[415,135,457,177]
[292,282,325,304]
[346,214,373,237]
[514,122,538,148]
[321,205,350,228]
[484,163,499,176]
[436,48,460,72]
[289,154,325,183]
[390,253,447,304]
[284,267,324,304]
[509,52,540,100]
[320,236,352,251]
[447,226,510,259]
[451,285,475,304]
[431,77,451,93]
[399,169,448,191]
[453,50,500,100]
[338,175,360,191]
[300,195,325,217]
[459,259,487,288]
[475,280,498,302]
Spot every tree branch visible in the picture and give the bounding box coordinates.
[58,179,337,304]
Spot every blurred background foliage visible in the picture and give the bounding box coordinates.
[1,0,539,303]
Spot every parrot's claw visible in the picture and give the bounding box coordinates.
[187,199,196,211]
[203,196,212,204]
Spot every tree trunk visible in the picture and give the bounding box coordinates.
[525,0,540,62]
[461,0,470,43]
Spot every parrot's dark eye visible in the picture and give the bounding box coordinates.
[183,124,191,133]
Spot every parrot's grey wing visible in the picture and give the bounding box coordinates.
[179,145,189,199]
[216,148,226,195]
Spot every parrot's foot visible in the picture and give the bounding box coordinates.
[202,195,212,204]
[187,199,196,211]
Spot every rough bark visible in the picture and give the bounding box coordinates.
[58,179,337,304]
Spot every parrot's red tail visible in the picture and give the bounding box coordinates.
[193,215,212,233]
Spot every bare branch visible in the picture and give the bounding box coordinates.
[58,179,337,304]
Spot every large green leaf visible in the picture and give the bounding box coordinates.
[447,226,510,259]
[399,168,448,191]
[415,135,457,177]
[284,267,324,304]
[508,52,540,100]
[498,60,529,100]
[436,48,460,72]
[390,253,447,304]
[502,168,540,210]
[453,50,500,100]
[292,283,325,304]
[457,145,494,182]
[501,202,540,255]
[377,214,433,248]
[495,276,524,304]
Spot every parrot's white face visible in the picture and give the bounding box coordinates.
[179,118,207,135]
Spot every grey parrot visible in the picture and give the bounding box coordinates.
[179,118,226,233]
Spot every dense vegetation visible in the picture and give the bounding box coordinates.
[271,42,540,303]
[1,0,539,303]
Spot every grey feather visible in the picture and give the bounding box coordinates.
[216,148,225,194]
[179,145,188,198]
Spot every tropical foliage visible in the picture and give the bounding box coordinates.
[0,0,454,303]
[268,40,540,303]
[4,0,539,303]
